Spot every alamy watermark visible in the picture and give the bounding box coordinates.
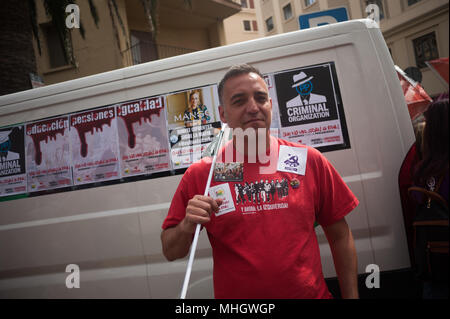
[365,4,380,28]
[65,264,80,288]
[365,264,380,289]
[189,126,280,175]
[65,4,80,29]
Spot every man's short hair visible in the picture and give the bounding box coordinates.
[218,64,264,105]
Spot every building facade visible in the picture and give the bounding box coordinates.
[32,0,241,86]
[257,0,449,96]
[222,0,264,44]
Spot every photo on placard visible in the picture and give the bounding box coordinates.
[166,85,220,130]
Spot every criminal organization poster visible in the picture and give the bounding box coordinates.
[273,62,350,151]
[0,125,27,197]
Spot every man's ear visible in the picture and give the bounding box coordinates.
[218,105,227,123]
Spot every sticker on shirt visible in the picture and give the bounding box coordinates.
[213,162,243,182]
[209,183,236,216]
[233,179,289,214]
[277,145,307,175]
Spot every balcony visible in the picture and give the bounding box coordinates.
[128,40,197,65]
[124,0,242,65]
[126,0,242,30]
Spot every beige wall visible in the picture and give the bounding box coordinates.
[256,0,449,95]
[222,9,262,44]
[34,0,130,86]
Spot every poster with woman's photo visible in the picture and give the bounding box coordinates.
[116,96,171,177]
[166,85,222,168]
[0,125,27,197]
[272,62,350,151]
[25,116,73,192]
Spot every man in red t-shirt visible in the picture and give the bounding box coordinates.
[161,64,359,299]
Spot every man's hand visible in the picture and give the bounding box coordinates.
[161,195,222,261]
[180,195,223,234]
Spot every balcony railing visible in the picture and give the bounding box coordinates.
[124,41,198,65]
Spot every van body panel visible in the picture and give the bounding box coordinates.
[0,20,414,298]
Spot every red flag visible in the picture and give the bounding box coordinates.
[426,57,449,86]
[395,65,432,120]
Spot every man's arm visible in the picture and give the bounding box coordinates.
[161,195,222,261]
[322,217,359,299]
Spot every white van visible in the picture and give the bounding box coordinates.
[0,19,414,298]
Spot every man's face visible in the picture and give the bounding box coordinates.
[219,72,272,131]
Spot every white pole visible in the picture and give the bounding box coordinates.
[180,125,226,299]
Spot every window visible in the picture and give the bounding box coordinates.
[241,0,254,9]
[130,30,158,64]
[413,32,439,68]
[365,0,385,20]
[283,3,293,20]
[408,0,422,5]
[252,20,258,31]
[42,24,70,68]
[243,20,258,32]
[265,16,274,32]
[243,20,251,31]
[304,0,316,6]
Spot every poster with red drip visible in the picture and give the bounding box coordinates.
[0,125,27,197]
[116,96,171,177]
[25,116,72,192]
[166,85,222,169]
[70,106,120,185]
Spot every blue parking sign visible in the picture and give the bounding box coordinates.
[299,7,348,30]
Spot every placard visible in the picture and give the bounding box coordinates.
[70,106,120,185]
[116,96,171,177]
[25,116,73,192]
[166,85,222,168]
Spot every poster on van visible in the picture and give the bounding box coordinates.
[25,116,73,192]
[70,106,121,185]
[273,62,349,150]
[0,125,27,197]
[166,85,222,168]
[168,122,222,168]
[116,96,171,177]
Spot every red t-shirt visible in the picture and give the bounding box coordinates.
[162,137,359,298]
